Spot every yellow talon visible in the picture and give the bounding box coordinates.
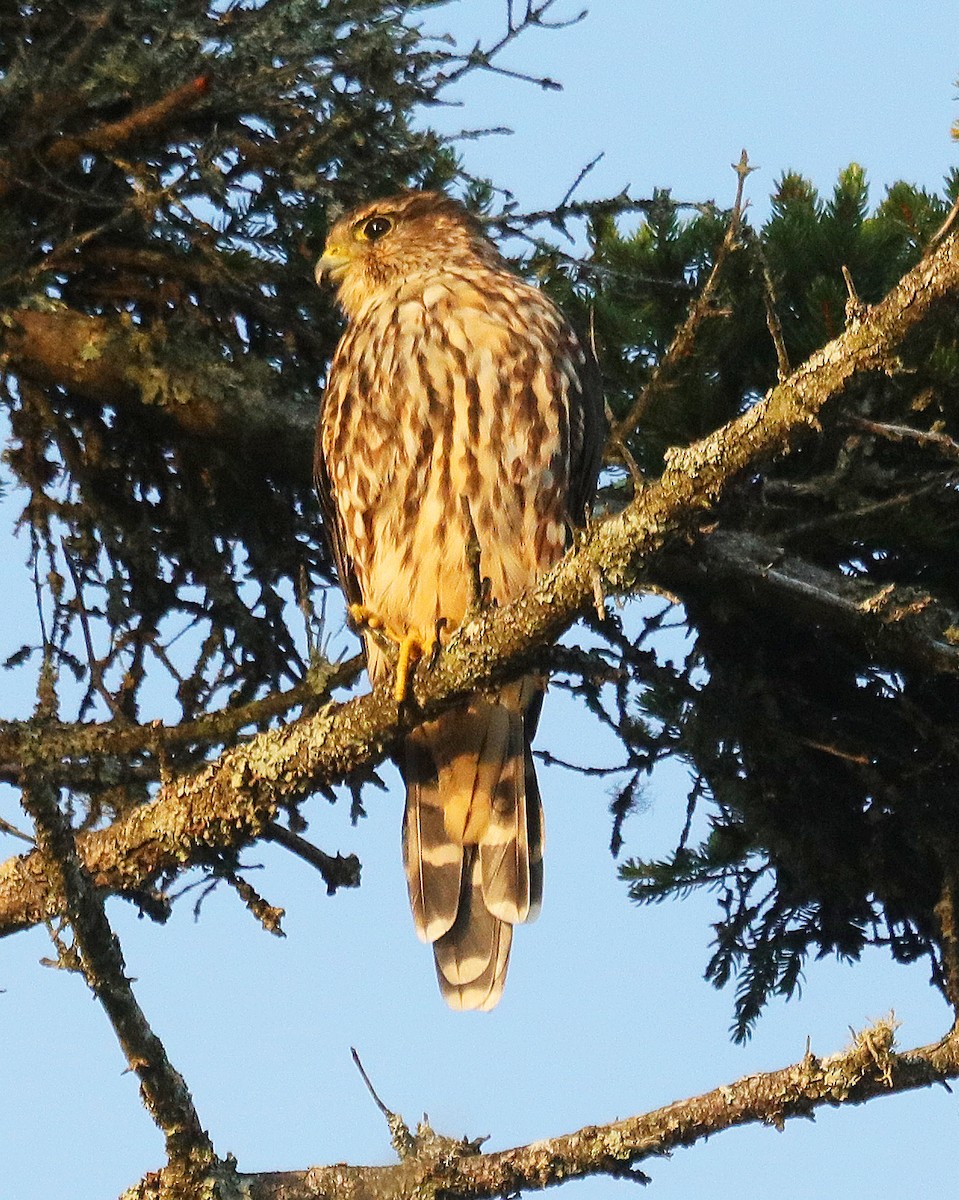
[348,604,437,701]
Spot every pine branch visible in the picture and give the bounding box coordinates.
[3,229,959,940]
[0,74,211,202]
[608,150,755,452]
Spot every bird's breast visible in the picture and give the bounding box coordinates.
[323,274,579,650]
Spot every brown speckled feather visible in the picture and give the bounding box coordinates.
[314,191,604,1009]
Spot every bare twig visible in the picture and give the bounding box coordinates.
[492,193,712,238]
[842,264,867,324]
[558,151,605,209]
[61,543,125,719]
[263,823,361,895]
[846,415,959,460]
[437,1,585,90]
[0,815,33,843]
[928,191,959,251]
[351,1048,417,1161]
[607,151,756,453]
[748,229,791,377]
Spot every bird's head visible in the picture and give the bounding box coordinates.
[315,190,501,318]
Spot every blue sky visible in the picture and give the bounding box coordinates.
[2,4,959,1198]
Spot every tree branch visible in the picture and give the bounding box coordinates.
[20,775,214,1171]
[119,1016,959,1199]
[608,150,754,451]
[0,656,363,785]
[0,307,316,465]
[2,230,959,940]
[661,528,959,677]
[0,74,211,201]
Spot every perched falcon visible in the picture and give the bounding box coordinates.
[314,190,604,1009]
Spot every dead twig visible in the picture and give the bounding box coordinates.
[607,150,756,455]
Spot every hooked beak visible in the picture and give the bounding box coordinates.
[315,246,350,287]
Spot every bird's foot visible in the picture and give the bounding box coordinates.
[348,604,439,701]
[393,628,439,702]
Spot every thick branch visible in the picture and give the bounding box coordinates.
[661,528,959,676]
[2,231,959,938]
[1,308,315,460]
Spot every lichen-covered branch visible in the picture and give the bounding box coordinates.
[0,656,363,786]
[0,308,317,471]
[2,231,958,939]
[20,775,214,1170]
[118,1017,959,1200]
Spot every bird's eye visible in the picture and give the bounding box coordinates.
[359,215,393,242]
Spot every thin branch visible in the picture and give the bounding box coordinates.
[492,192,712,236]
[608,150,755,453]
[206,1017,959,1200]
[0,815,33,844]
[748,228,791,378]
[659,527,959,678]
[928,190,959,250]
[61,543,125,719]
[846,415,959,460]
[19,775,214,1171]
[263,823,361,895]
[558,151,605,209]
[534,748,626,777]
[0,654,364,783]
[437,1,585,90]
[351,1049,416,1161]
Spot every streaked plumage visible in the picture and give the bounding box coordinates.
[314,191,603,1008]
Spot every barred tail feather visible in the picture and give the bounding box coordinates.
[400,680,545,1010]
[434,848,512,1011]
[403,730,463,943]
[479,707,533,923]
[524,741,545,923]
